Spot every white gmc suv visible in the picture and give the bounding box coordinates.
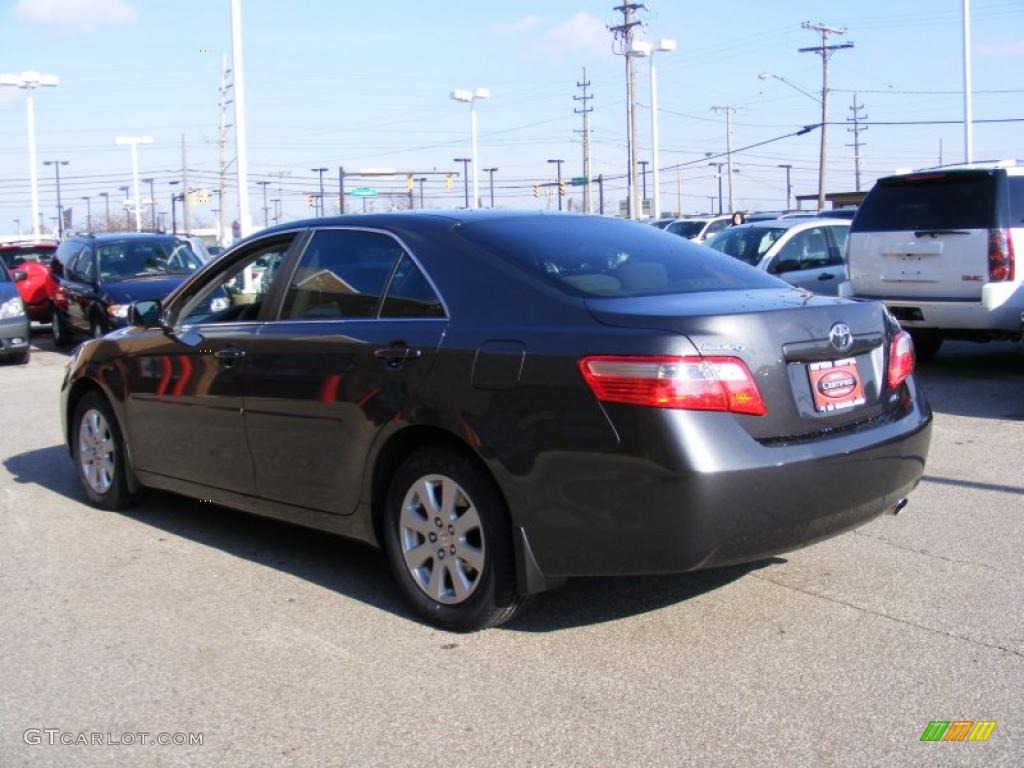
[840,161,1023,359]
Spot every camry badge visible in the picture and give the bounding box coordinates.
[829,323,854,354]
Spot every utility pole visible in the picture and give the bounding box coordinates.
[454,158,471,208]
[338,167,345,214]
[169,181,179,234]
[142,178,156,230]
[609,3,645,219]
[271,197,281,224]
[710,105,737,212]
[256,180,271,226]
[846,94,868,192]
[597,174,604,215]
[778,164,793,209]
[181,134,190,236]
[217,53,233,246]
[99,192,110,228]
[800,21,854,211]
[484,167,498,208]
[638,160,649,213]
[81,196,91,232]
[675,166,682,216]
[417,177,427,209]
[574,67,594,213]
[43,160,69,237]
[962,0,973,163]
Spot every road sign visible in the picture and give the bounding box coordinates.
[349,188,378,198]
[570,177,588,187]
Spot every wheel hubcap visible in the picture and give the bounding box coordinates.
[399,474,485,605]
[78,408,115,495]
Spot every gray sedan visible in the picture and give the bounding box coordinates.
[0,260,30,364]
[705,218,850,295]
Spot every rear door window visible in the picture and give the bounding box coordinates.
[853,171,998,232]
[281,229,404,319]
[380,255,445,318]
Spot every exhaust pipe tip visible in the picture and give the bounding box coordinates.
[892,498,908,516]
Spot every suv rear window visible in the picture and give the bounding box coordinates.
[1009,176,1024,226]
[457,216,781,298]
[852,171,998,232]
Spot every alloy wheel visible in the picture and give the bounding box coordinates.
[78,408,116,495]
[398,474,485,605]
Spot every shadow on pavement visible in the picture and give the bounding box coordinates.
[914,340,1023,420]
[4,444,782,633]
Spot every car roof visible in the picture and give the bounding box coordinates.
[0,240,58,250]
[68,231,183,242]
[725,218,850,232]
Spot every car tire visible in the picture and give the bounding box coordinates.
[383,447,528,631]
[52,306,73,347]
[72,391,138,510]
[909,331,942,362]
[16,348,30,365]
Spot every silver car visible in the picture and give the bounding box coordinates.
[664,215,732,243]
[704,218,850,295]
[0,259,31,364]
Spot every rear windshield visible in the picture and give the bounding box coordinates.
[1,246,55,269]
[705,226,788,266]
[852,171,998,232]
[1009,177,1024,226]
[97,239,202,281]
[457,216,781,298]
[666,220,706,238]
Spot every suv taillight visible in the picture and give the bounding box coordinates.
[887,331,915,390]
[579,355,767,416]
[988,229,1015,281]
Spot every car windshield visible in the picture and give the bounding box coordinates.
[97,239,202,281]
[666,220,707,238]
[457,216,781,298]
[1,247,55,269]
[705,226,788,266]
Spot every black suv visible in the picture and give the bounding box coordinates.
[50,233,203,344]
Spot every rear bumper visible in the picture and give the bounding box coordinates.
[513,379,932,579]
[0,315,31,356]
[841,281,1024,335]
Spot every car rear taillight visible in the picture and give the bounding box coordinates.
[579,355,767,416]
[887,331,915,390]
[988,229,1015,281]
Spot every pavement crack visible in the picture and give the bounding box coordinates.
[751,573,1024,661]
[851,530,1012,574]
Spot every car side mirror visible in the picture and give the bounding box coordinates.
[12,269,27,282]
[129,299,163,328]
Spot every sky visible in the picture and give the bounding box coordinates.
[0,0,1022,235]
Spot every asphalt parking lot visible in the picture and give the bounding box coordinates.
[1,333,1021,767]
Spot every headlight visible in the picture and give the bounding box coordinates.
[0,296,25,319]
[107,304,130,319]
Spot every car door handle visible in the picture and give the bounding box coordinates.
[214,348,246,360]
[374,346,422,362]
[818,273,836,280]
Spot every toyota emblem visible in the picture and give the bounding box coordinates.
[829,323,854,353]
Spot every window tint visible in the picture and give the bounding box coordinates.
[96,238,201,281]
[830,225,849,258]
[178,239,293,326]
[666,220,705,238]
[381,255,445,318]
[706,226,787,266]
[282,230,403,319]
[52,240,82,278]
[68,248,95,282]
[457,217,782,298]
[1009,177,1024,226]
[852,171,998,232]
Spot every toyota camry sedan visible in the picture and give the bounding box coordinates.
[60,212,932,630]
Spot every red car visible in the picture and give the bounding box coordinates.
[0,241,59,322]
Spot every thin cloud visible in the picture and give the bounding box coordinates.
[490,14,544,34]
[976,40,1024,58]
[530,12,613,61]
[12,0,137,26]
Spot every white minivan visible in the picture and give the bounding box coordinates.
[841,162,1023,359]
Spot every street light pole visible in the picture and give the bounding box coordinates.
[450,88,490,209]
[230,0,252,237]
[0,71,59,237]
[638,160,649,213]
[778,164,793,209]
[484,167,498,208]
[962,0,973,163]
[631,39,676,219]
[42,160,69,238]
[81,196,92,232]
[548,159,565,211]
[99,192,110,229]
[708,162,725,215]
[114,136,153,232]
[454,158,471,208]
[256,180,271,226]
[168,181,180,234]
[311,168,327,216]
[143,178,157,230]
[417,177,427,209]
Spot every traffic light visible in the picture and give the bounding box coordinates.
[532,185,540,198]
[445,174,453,191]
[305,193,315,208]
[558,180,566,196]
[405,174,414,191]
